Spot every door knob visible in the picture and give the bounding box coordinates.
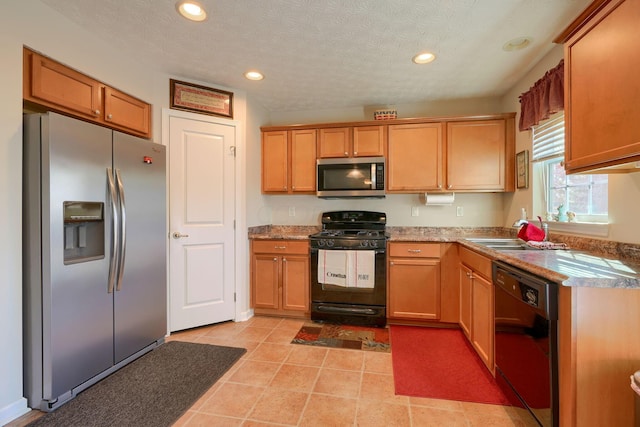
[172,232,189,239]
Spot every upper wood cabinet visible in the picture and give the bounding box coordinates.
[318,127,351,158]
[387,122,444,192]
[318,125,386,158]
[353,126,386,157]
[261,113,515,194]
[104,87,151,137]
[447,119,514,192]
[262,129,316,194]
[556,0,640,173]
[23,47,151,138]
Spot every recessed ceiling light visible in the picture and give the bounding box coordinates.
[244,70,264,81]
[176,1,207,22]
[503,37,532,51]
[412,52,436,64]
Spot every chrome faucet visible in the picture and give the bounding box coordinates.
[542,222,549,241]
[512,219,528,227]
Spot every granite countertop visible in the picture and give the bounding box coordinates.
[248,225,640,289]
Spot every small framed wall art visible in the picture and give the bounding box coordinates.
[516,150,529,189]
[170,79,233,118]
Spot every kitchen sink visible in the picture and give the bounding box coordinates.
[466,238,529,251]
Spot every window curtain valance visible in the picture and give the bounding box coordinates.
[519,60,564,131]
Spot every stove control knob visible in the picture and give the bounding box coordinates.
[360,240,369,247]
[317,240,325,247]
[370,240,378,248]
[327,240,334,247]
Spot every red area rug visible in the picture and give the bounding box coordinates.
[390,326,510,405]
[292,323,390,352]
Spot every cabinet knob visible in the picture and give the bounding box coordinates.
[344,151,348,156]
[273,257,277,261]
[107,113,113,120]
[353,151,358,156]
[94,109,101,116]
[283,258,287,262]
[390,261,394,266]
[447,185,452,189]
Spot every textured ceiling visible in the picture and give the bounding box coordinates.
[40,0,590,113]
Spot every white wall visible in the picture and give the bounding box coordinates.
[500,45,640,244]
[0,2,250,423]
[262,97,508,227]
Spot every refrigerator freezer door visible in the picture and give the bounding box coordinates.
[40,113,115,401]
[112,132,167,363]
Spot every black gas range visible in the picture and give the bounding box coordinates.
[309,211,388,327]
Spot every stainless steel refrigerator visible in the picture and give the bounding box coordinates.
[23,112,167,411]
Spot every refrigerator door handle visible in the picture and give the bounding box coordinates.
[115,169,127,291]
[107,168,119,294]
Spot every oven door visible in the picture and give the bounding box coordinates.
[494,265,558,427]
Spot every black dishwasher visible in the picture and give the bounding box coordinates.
[492,261,558,427]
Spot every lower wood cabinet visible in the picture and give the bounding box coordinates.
[459,246,494,372]
[559,284,640,426]
[250,239,309,317]
[387,242,441,321]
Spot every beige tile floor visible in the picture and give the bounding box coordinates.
[8,316,537,426]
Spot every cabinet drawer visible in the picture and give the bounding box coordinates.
[389,242,440,258]
[459,247,492,280]
[252,239,308,255]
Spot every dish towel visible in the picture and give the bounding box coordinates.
[318,250,349,286]
[354,251,375,288]
[525,241,568,250]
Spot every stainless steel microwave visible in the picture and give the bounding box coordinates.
[316,157,385,198]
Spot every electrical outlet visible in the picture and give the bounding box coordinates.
[411,206,419,217]
[288,206,295,216]
[456,206,464,217]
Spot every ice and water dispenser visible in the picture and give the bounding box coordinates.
[63,201,105,264]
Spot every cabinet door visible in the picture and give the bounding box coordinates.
[564,0,640,173]
[447,120,506,191]
[318,127,351,158]
[290,129,317,193]
[353,126,385,157]
[388,258,441,320]
[251,254,280,310]
[459,264,473,338]
[104,86,151,138]
[25,49,102,121]
[387,123,443,192]
[281,255,309,312]
[262,131,289,193]
[472,273,494,372]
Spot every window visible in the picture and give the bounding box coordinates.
[532,113,608,223]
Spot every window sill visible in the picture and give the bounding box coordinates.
[546,221,609,238]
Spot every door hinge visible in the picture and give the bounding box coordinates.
[233,220,236,230]
[234,292,236,302]
[230,146,236,157]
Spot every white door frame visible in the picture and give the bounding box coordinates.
[161,108,251,333]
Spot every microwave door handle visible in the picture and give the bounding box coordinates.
[370,163,376,189]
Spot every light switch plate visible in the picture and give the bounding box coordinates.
[456,206,464,217]
[411,206,419,217]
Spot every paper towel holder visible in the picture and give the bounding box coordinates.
[419,192,455,205]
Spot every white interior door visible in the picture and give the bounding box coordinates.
[168,114,236,332]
